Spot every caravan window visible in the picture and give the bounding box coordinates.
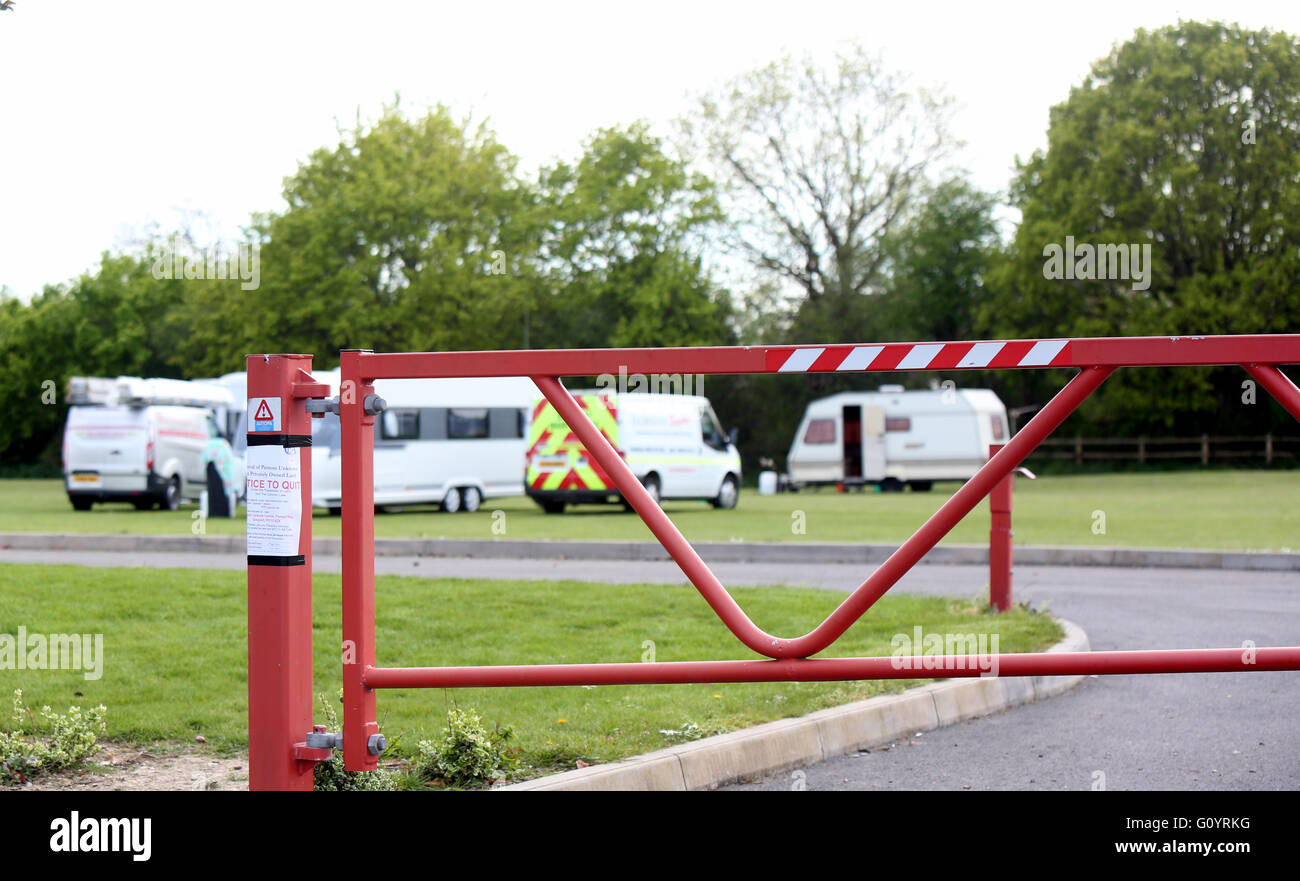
[885,416,912,432]
[448,408,489,439]
[381,409,420,441]
[312,412,341,451]
[803,419,836,444]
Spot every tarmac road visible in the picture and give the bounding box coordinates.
[3,548,1296,790]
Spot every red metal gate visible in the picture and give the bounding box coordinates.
[246,335,1300,787]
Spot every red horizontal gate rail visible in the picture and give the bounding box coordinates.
[316,335,1300,775]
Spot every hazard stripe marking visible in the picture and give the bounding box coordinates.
[957,341,1006,368]
[838,346,884,371]
[1018,339,1069,366]
[895,344,944,370]
[778,348,825,372]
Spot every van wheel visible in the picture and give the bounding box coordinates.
[908,480,933,492]
[539,499,566,514]
[132,499,154,511]
[441,487,462,513]
[70,496,94,511]
[327,506,342,516]
[641,474,661,505]
[711,475,739,510]
[880,477,904,493]
[461,487,482,513]
[163,477,181,511]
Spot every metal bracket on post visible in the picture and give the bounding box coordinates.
[305,397,339,417]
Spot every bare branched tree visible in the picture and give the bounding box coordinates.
[680,45,957,305]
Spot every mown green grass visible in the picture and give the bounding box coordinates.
[4,470,1298,550]
[0,563,1060,772]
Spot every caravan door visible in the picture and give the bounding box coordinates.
[841,404,886,482]
[861,405,885,481]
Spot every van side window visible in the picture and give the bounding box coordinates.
[448,408,489,439]
[803,419,836,444]
[381,409,420,441]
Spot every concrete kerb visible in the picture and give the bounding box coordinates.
[498,618,1091,791]
[2,533,1297,571]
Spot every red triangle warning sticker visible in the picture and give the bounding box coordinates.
[254,400,274,421]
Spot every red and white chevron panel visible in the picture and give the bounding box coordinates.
[763,339,1071,373]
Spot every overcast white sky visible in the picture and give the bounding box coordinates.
[1,0,1295,301]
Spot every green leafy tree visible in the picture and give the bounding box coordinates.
[880,178,1000,344]
[0,254,193,466]
[190,103,540,368]
[983,21,1300,435]
[533,122,734,350]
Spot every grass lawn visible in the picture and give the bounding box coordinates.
[2,470,1297,550]
[0,563,1060,773]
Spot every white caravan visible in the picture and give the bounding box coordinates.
[308,369,538,513]
[63,376,243,510]
[786,385,1009,491]
[524,391,742,512]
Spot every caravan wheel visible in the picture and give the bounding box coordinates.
[461,487,482,513]
[441,487,462,513]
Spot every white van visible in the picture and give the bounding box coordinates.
[525,391,742,513]
[62,377,243,510]
[786,385,1009,491]
[308,370,538,513]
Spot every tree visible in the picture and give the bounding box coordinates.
[879,178,1000,343]
[982,20,1300,435]
[680,44,956,316]
[185,104,539,370]
[533,122,734,349]
[0,253,194,467]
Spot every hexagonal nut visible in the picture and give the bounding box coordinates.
[367,733,388,755]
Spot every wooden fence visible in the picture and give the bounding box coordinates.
[1025,434,1300,465]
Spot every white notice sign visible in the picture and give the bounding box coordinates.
[246,445,302,557]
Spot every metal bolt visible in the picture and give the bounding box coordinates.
[363,394,387,415]
[367,733,388,755]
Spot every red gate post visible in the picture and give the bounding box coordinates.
[988,443,1013,612]
[246,354,326,790]
[341,349,382,772]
